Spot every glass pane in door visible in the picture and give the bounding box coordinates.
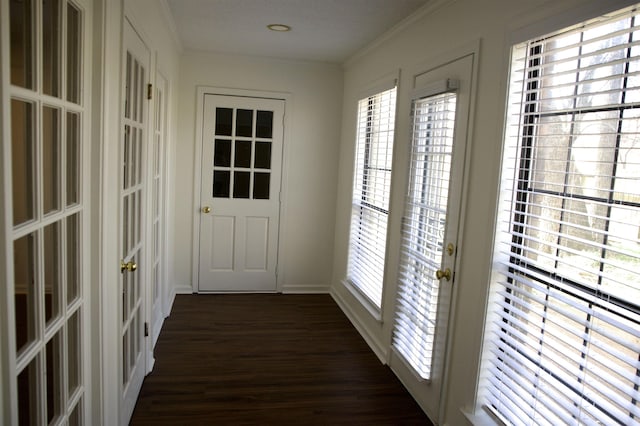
[44,221,62,325]
[43,105,61,215]
[66,3,81,103]
[43,0,61,97]
[11,100,36,226]
[10,0,35,89]
[14,232,37,353]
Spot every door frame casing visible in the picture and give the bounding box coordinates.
[191,86,291,293]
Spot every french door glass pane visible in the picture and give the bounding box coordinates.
[66,2,81,103]
[14,232,37,354]
[46,331,62,423]
[11,99,36,226]
[67,213,80,304]
[67,112,80,206]
[43,105,61,215]
[44,221,62,325]
[17,356,38,424]
[10,0,34,89]
[69,399,81,426]
[42,0,61,97]
[67,310,81,396]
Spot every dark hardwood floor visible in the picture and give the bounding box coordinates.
[130,294,433,425]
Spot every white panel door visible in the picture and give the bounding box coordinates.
[198,95,284,292]
[120,19,150,425]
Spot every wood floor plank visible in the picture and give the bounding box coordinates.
[130,294,433,425]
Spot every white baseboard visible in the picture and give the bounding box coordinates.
[173,284,194,295]
[330,286,387,364]
[281,284,330,294]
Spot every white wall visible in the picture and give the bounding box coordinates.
[330,0,637,425]
[174,53,343,293]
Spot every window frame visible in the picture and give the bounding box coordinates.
[345,78,398,312]
[482,5,640,425]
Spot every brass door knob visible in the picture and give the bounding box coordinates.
[120,260,138,273]
[436,268,451,281]
[202,206,211,214]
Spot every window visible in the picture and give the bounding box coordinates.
[347,85,397,308]
[483,5,640,425]
[393,88,457,380]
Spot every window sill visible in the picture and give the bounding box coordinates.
[462,406,504,426]
[341,279,383,323]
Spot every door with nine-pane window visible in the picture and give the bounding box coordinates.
[198,94,284,292]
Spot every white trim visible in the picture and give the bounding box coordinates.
[97,0,124,424]
[506,0,638,46]
[174,284,194,295]
[356,69,399,100]
[281,285,330,294]
[0,0,15,422]
[330,286,387,363]
[411,78,459,100]
[191,85,292,294]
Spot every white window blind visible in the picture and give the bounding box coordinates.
[347,86,397,308]
[393,90,457,380]
[483,5,640,425]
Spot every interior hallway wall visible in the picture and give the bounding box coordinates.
[175,53,343,293]
[330,0,637,424]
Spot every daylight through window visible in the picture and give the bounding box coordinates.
[483,4,640,424]
[347,86,397,308]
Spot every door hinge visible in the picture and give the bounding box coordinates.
[144,322,149,337]
[147,83,153,100]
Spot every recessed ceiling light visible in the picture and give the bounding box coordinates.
[267,24,291,32]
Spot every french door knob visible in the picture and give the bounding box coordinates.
[120,260,138,273]
[202,206,211,214]
[436,268,451,281]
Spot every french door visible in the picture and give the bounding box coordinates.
[120,19,151,425]
[198,94,284,292]
[390,53,475,423]
[2,0,91,424]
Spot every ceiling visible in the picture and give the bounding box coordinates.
[165,0,429,63]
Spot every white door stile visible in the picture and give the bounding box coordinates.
[150,71,167,349]
[1,1,16,424]
[96,0,124,424]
